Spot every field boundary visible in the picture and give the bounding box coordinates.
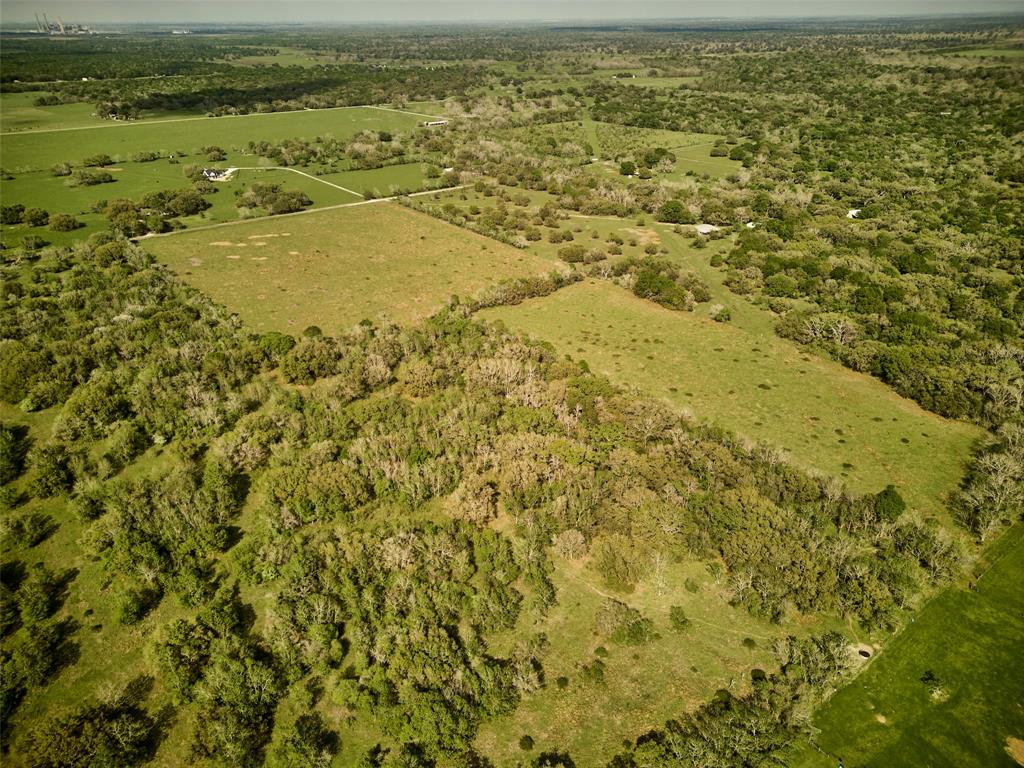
[226,166,364,197]
[135,185,467,241]
[0,102,447,136]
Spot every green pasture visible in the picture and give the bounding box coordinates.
[939,46,1024,58]
[320,162,430,198]
[0,92,205,134]
[476,552,794,767]
[480,228,982,514]
[143,201,552,333]
[0,93,101,133]
[595,75,701,88]
[229,46,338,67]
[0,105,434,172]
[795,522,1024,768]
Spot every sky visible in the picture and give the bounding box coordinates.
[4,0,1022,25]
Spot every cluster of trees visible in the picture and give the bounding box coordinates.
[237,183,313,216]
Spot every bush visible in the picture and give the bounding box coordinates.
[669,605,691,631]
[48,213,81,232]
[82,153,113,167]
[117,587,159,625]
[874,485,906,522]
[1,204,25,224]
[27,443,74,498]
[557,244,587,263]
[595,598,657,645]
[51,162,72,177]
[68,169,114,187]
[22,208,49,227]
[519,735,535,751]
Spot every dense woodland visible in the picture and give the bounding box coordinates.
[1,18,1022,768]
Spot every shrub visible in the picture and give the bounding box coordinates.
[82,153,113,167]
[669,605,691,631]
[874,485,906,522]
[48,214,81,232]
[557,244,587,263]
[22,208,49,228]
[595,598,657,645]
[1,204,25,224]
[68,169,114,187]
[50,162,72,177]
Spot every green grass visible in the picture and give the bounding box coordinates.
[479,229,982,514]
[600,75,701,88]
[0,106,432,172]
[475,551,796,767]
[320,162,430,198]
[143,201,553,333]
[796,522,1024,768]
[0,93,103,133]
[0,92,205,134]
[940,46,1024,58]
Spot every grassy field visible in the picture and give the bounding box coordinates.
[0,92,204,134]
[144,201,553,333]
[0,159,362,249]
[476,551,802,767]
[0,105,436,171]
[480,229,981,514]
[0,93,104,133]
[940,46,1024,58]
[794,522,1024,768]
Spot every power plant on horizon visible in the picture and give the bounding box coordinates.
[32,12,93,35]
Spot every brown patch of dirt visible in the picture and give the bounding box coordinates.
[225,254,241,260]
[1006,737,1024,766]
[247,233,280,239]
[875,714,888,724]
[625,227,661,245]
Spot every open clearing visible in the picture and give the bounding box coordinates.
[0,105,433,171]
[480,255,981,514]
[144,201,553,333]
[476,553,797,767]
[793,522,1024,768]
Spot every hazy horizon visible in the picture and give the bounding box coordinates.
[4,0,1024,25]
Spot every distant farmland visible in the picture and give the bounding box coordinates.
[0,105,438,171]
[144,201,553,333]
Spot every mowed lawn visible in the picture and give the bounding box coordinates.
[145,202,553,333]
[0,105,431,171]
[796,523,1024,768]
[480,277,981,514]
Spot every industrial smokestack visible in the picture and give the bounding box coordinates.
[58,17,66,34]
